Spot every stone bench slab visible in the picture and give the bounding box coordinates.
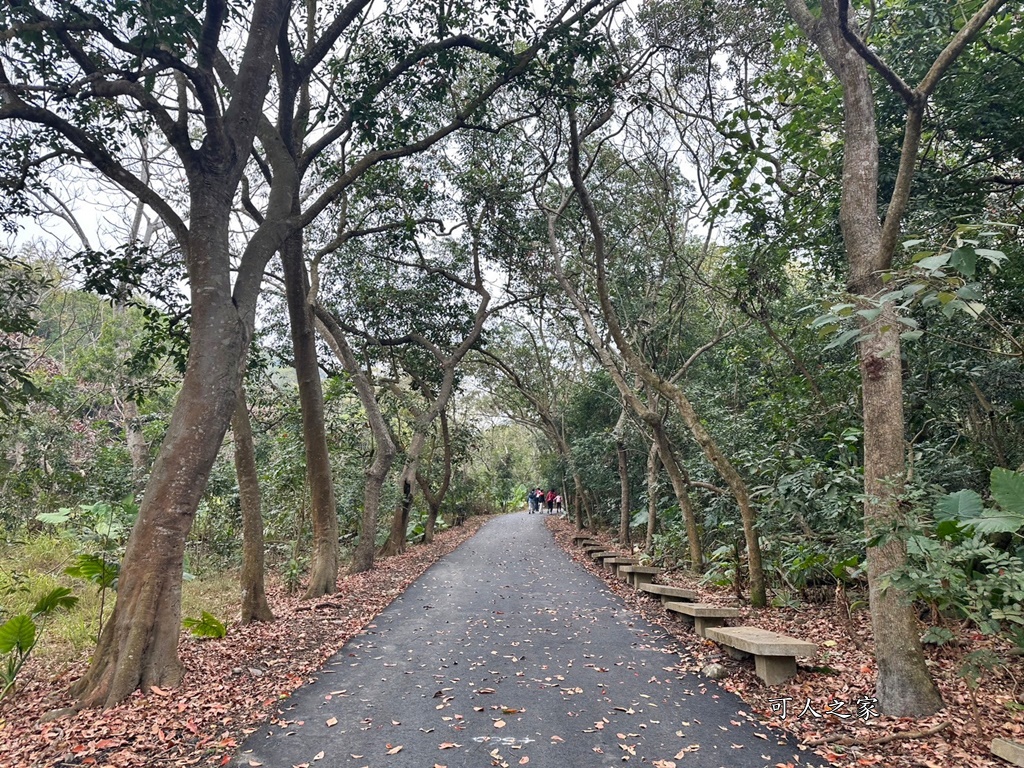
[992,738,1024,767]
[639,584,696,602]
[665,603,739,618]
[705,626,816,657]
[618,565,663,587]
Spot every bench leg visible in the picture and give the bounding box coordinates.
[633,574,654,588]
[722,645,751,660]
[755,655,798,685]
[693,616,725,638]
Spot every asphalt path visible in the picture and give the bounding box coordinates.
[234,512,819,768]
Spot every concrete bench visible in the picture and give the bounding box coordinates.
[664,602,739,636]
[601,556,638,575]
[589,550,618,563]
[705,626,816,685]
[618,565,663,587]
[572,534,597,545]
[639,583,696,605]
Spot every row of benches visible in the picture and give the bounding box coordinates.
[572,535,816,686]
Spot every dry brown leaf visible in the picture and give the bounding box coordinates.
[386,745,403,755]
[325,717,338,727]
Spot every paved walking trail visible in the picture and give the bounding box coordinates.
[235,513,819,767]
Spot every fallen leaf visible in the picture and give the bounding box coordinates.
[386,745,403,755]
[313,751,324,761]
[494,719,506,728]
[519,758,530,765]
[326,717,338,727]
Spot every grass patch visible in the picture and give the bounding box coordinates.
[1,535,243,675]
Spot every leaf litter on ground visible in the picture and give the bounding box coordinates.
[0,519,486,767]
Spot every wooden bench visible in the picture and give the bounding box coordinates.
[705,626,817,685]
[664,602,739,637]
[639,583,696,605]
[618,565,663,587]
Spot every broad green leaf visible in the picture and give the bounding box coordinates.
[823,329,861,350]
[915,253,951,270]
[856,308,882,322]
[948,247,977,277]
[0,615,36,654]
[975,247,1007,266]
[969,512,1024,535]
[936,489,983,521]
[900,330,924,342]
[991,467,1024,517]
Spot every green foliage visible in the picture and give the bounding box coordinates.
[181,611,226,640]
[0,585,77,698]
[0,253,46,415]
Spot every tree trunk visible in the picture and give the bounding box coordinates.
[418,411,453,543]
[615,411,630,545]
[649,423,703,569]
[123,399,149,490]
[71,242,249,707]
[782,0,954,716]
[572,470,586,530]
[381,431,427,557]
[232,385,274,624]
[282,231,338,598]
[313,307,397,574]
[645,439,660,552]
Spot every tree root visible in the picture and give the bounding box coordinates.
[805,720,949,747]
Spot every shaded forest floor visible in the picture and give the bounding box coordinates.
[546,517,1024,768]
[0,517,487,768]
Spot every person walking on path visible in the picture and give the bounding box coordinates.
[527,487,537,514]
[555,492,563,515]
[235,512,814,768]
[545,488,555,514]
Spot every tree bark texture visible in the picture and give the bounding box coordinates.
[282,231,338,598]
[232,385,274,624]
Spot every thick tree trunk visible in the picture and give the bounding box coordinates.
[232,385,274,624]
[313,308,396,574]
[282,231,338,598]
[71,252,248,708]
[572,470,586,530]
